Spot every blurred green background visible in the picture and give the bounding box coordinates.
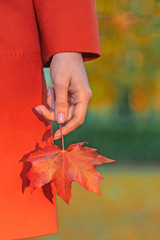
[24,1,160,240]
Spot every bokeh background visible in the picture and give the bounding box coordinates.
[25,1,160,240]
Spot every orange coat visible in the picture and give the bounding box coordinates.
[0,0,101,239]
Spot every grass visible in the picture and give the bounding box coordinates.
[22,167,160,240]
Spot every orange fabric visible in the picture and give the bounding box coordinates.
[0,0,101,239]
[33,0,101,67]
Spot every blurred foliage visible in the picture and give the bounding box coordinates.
[44,0,160,163]
[85,0,160,113]
[83,0,160,163]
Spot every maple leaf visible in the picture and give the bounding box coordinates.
[25,124,115,204]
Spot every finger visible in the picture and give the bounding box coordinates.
[35,104,74,122]
[35,105,55,121]
[53,100,88,139]
[53,76,69,123]
[47,86,55,110]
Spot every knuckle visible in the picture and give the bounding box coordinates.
[55,100,68,108]
[76,117,84,126]
[73,116,81,127]
[53,74,68,87]
[84,89,93,100]
[79,119,84,125]
[89,92,93,100]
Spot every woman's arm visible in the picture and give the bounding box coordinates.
[33,0,101,139]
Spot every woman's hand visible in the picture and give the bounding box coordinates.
[35,52,92,140]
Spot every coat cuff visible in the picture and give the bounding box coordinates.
[33,0,101,68]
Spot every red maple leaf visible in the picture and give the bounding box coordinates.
[25,124,115,204]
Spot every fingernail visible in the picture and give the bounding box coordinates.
[57,112,65,123]
[47,86,52,96]
[35,107,42,115]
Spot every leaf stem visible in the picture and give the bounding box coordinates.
[59,123,65,151]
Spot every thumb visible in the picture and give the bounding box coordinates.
[54,81,69,123]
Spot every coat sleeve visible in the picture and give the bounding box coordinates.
[33,0,101,68]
